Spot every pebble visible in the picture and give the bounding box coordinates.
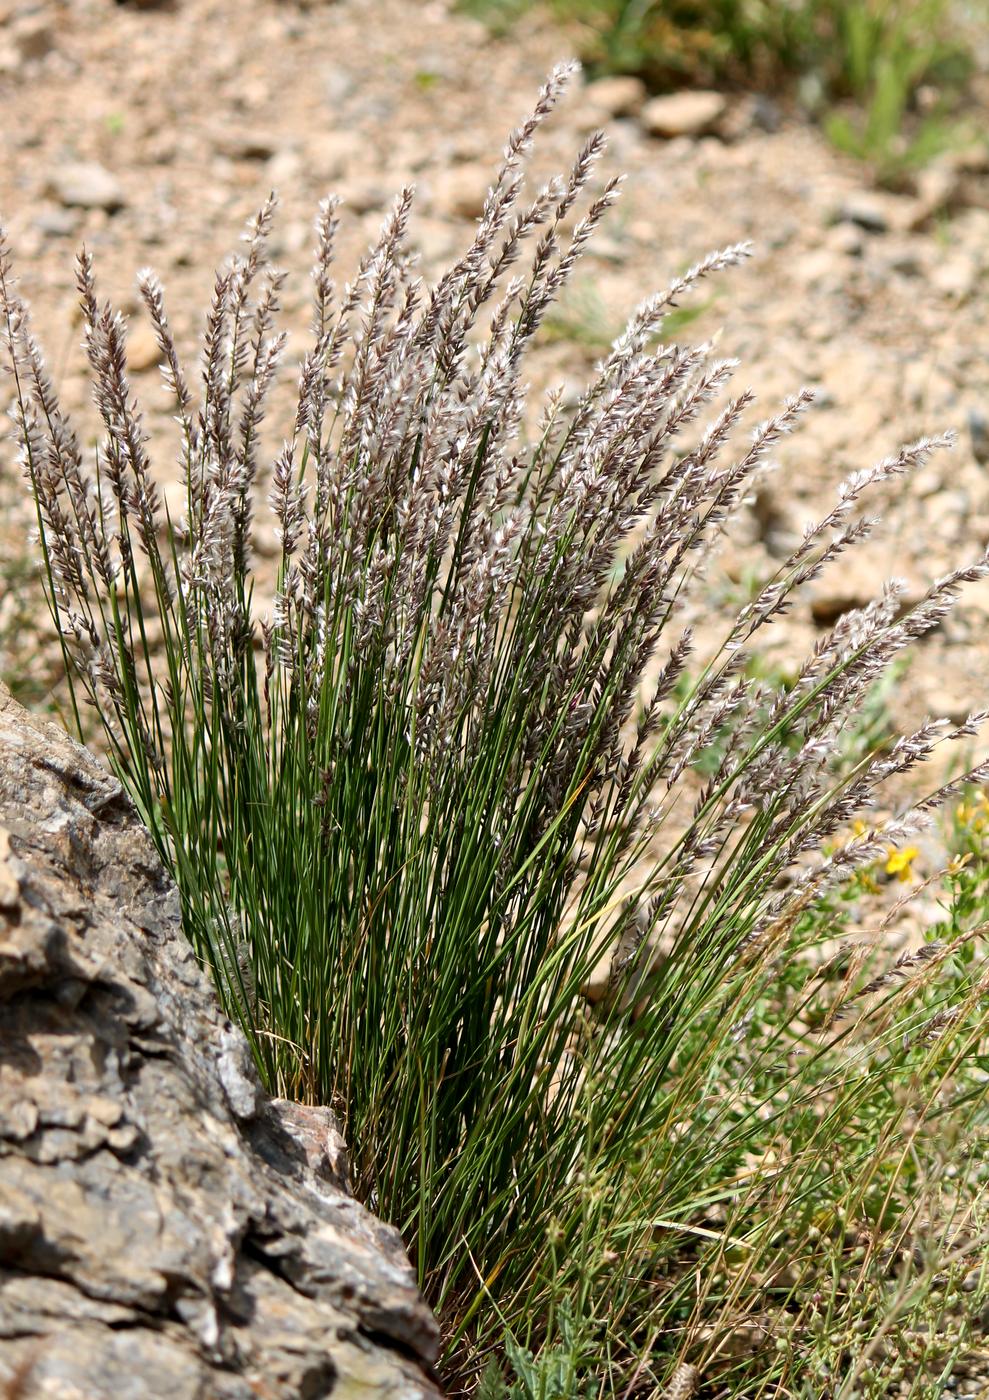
[47,162,126,212]
[582,74,646,119]
[826,223,863,256]
[641,90,727,139]
[876,240,925,277]
[126,325,161,374]
[337,172,390,215]
[794,249,840,288]
[968,408,989,465]
[809,557,897,626]
[426,164,487,221]
[922,684,981,726]
[11,14,55,62]
[33,205,80,238]
[910,161,961,226]
[305,131,354,183]
[216,130,280,162]
[266,148,302,187]
[835,192,893,234]
[718,93,782,140]
[931,254,980,300]
[409,215,458,267]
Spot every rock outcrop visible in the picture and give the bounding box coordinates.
[0,685,442,1399]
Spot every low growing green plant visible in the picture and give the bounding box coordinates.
[824,0,971,178]
[4,65,989,1393]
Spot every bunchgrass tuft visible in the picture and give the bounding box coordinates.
[4,63,989,1395]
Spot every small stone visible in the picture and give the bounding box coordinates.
[717,93,781,140]
[252,524,282,560]
[48,162,126,213]
[826,223,863,256]
[33,205,80,239]
[835,192,891,234]
[810,572,880,626]
[428,164,487,221]
[931,253,979,300]
[969,407,989,465]
[306,130,353,182]
[910,161,960,226]
[410,215,457,267]
[919,683,973,727]
[217,129,279,161]
[641,90,727,139]
[279,219,310,255]
[947,142,989,175]
[338,172,389,215]
[583,74,646,118]
[877,240,924,277]
[0,825,20,909]
[126,325,161,374]
[793,249,839,289]
[266,148,301,186]
[11,15,54,62]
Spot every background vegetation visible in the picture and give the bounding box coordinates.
[463,0,979,178]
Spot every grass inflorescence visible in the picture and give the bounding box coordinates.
[4,63,989,1395]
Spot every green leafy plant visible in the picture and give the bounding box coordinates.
[5,65,989,1394]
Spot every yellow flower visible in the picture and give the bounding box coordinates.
[958,792,989,829]
[885,846,919,882]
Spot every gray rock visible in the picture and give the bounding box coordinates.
[833,190,918,236]
[33,204,80,239]
[216,129,280,162]
[641,90,727,139]
[125,324,162,373]
[306,129,354,182]
[969,407,989,466]
[427,164,487,221]
[931,252,980,301]
[0,686,441,1399]
[10,15,54,62]
[582,74,647,119]
[910,160,961,227]
[48,161,126,212]
[826,222,864,256]
[338,172,391,215]
[836,192,891,234]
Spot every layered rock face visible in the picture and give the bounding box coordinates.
[0,686,441,1399]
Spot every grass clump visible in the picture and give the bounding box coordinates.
[4,64,989,1393]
